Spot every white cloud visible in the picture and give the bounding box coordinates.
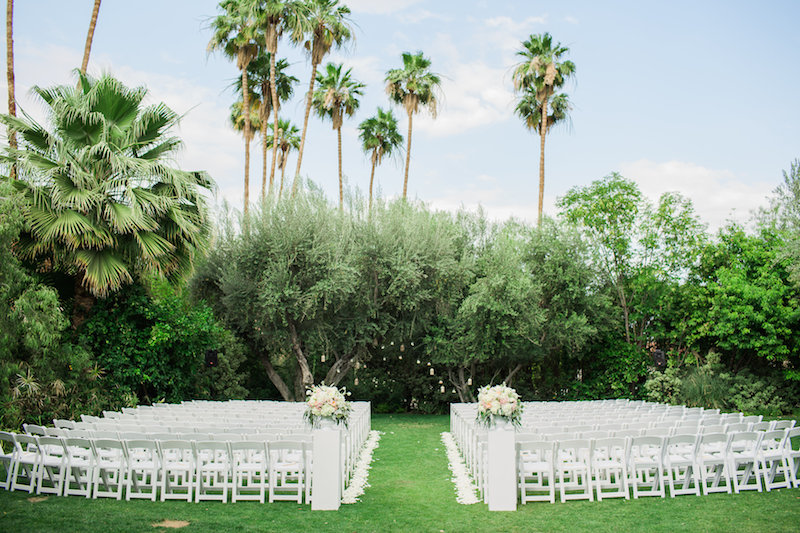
[328,53,384,86]
[346,0,425,15]
[397,9,450,24]
[619,159,774,232]
[564,15,579,25]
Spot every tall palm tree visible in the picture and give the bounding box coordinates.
[5,0,16,178]
[264,118,300,197]
[292,0,353,195]
[312,63,363,208]
[0,72,214,326]
[385,51,440,200]
[230,97,263,187]
[237,51,297,199]
[515,89,571,138]
[208,0,258,214]
[80,0,102,74]
[358,107,403,210]
[513,33,575,225]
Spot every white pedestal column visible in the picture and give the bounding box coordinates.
[311,419,342,510]
[487,419,517,511]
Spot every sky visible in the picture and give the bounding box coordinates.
[5,0,800,232]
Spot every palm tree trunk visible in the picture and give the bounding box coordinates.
[368,154,376,210]
[5,0,16,179]
[403,111,413,200]
[268,51,279,196]
[537,97,549,226]
[337,125,343,209]
[279,154,287,197]
[241,69,251,214]
[293,61,319,196]
[260,103,268,201]
[80,0,101,74]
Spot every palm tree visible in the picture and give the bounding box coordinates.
[385,51,441,200]
[237,51,297,199]
[80,0,102,74]
[208,0,258,214]
[230,97,263,188]
[358,107,403,210]
[312,63,363,208]
[0,72,214,327]
[265,118,300,197]
[513,33,575,225]
[292,0,353,195]
[515,89,571,138]
[5,0,16,178]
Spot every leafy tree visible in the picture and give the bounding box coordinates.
[0,72,213,327]
[292,0,353,193]
[385,51,441,200]
[358,107,403,210]
[761,159,800,287]
[558,173,706,348]
[208,0,259,213]
[513,33,575,225]
[264,117,300,197]
[312,62,364,208]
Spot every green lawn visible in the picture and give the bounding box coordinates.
[1,414,798,532]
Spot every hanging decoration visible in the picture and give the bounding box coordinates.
[430,368,435,376]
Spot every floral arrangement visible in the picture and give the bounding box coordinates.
[304,384,352,427]
[476,383,522,426]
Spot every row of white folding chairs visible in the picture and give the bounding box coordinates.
[521,419,794,439]
[519,412,753,427]
[514,429,800,504]
[0,432,312,504]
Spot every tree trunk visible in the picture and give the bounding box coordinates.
[241,68,251,215]
[323,353,355,387]
[80,0,101,74]
[403,111,413,200]
[72,274,97,329]
[368,155,376,211]
[279,153,287,197]
[337,125,343,209]
[5,0,16,179]
[268,51,279,197]
[260,95,269,201]
[537,96,548,226]
[617,274,631,344]
[293,61,319,196]
[260,353,293,401]
[504,363,523,386]
[288,318,314,389]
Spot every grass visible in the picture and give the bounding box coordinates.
[0,414,798,532]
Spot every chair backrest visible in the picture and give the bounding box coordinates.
[742,415,763,425]
[45,427,67,437]
[12,433,39,454]
[37,436,67,460]
[613,429,641,439]
[751,422,772,432]
[725,423,749,433]
[700,425,726,434]
[92,438,125,458]
[53,419,75,429]
[23,424,47,436]
[759,430,787,450]
[728,431,762,453]
[0,431,14,456]
[771,420,796,431]
[123,439,159,461]
[698,432,730,451]
[592,437,627,459]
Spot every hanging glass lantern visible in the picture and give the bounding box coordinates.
[390,341,394,346]
[429,368,435,376]
[416,359,421,364]
[440,385,445,393]
[373,338,378,347]
[321,354,326,363]
[354,378,359,386]
[427,362,431,366]
[398,355,403,360]
[400,344,405,352]
[467,377,472,386]
[411,342,414,346]
[438,380,443,385]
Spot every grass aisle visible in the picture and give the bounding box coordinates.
[1,414,799,532]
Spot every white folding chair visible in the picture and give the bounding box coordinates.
[268,441,306,503]
[195,441,231,503]
[517,440,556,504]
[63,437,94,498]
[663,434,700,497]
[23,424,47,437]
[124,440,159,501]
[91,439,126,499]
[628,436,665,498]
[230,440,269,503]
[771,420,796,431]
[556,439,593,502]
[9,433,39,493]
[727,432,763,493]
[758,430,791,491]
[158,440,195,502]
[35,436,67,496]
[591,437,629,500]
[0,431,14,490]
[696,433,731,495]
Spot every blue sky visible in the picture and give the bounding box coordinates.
[6,0,800,230]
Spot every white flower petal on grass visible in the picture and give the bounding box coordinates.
[441,432,480,505]
[341,430,382,504]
